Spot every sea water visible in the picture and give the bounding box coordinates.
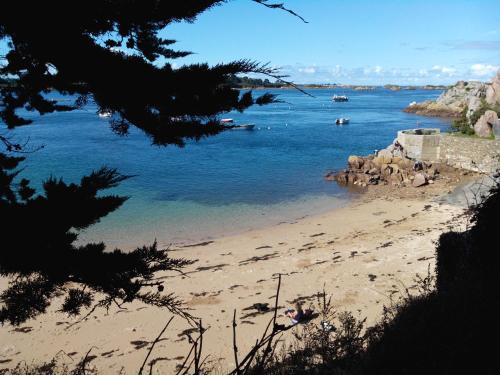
[5,88,450,249]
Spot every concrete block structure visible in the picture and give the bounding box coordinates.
[397,128,441,162]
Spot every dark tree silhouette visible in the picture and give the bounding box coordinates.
[0,153,194,325]
[0,1,305,325]
[0,0,304,146]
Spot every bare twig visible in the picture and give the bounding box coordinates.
[75,346,98,375]
[174,320,207,375]
[138,316,175,375]
[255,274,282,370]
[194,319,204,374]
[251,62,314,98]
[175,341,197,375]
[65,298,112,330]
[0,133,44,153]
[232,310,241,374]
[227,274,296,375]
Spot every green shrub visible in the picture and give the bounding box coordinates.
[451,106,475,135]
[452,99,500,136]
[469,99,500,127]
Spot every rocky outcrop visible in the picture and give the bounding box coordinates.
[403,101,461,118]
[352,86,375,91]
[486,69,500,106]
[474,110,498,138]
[404,80,489,118]
[384,84,401,91]
[327,141,440,188]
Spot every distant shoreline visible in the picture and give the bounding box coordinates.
[235,84,449,91]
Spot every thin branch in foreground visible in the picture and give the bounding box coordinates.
[233,310,241,375]
[138,316,175,375]
[174,320,207,375]
[75,346,98,375]
[228,273,295,375]
[248,62,315,98]
[252,0,309,23]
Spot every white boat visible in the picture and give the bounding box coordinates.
[220,118,234,124]
[332,95,349,102]
[98,110,112,118]
[335,118,350,125]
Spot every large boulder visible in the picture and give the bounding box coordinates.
[376,149,393,164]
[348,155,364,170]
[363,159,376,172]
[474,110,498,138]
[493,119,500,140]
[486,69,500,106]
[335,172,348,184]
[381,164,393,177]
[412,173,427,187]
[388,163,400,174]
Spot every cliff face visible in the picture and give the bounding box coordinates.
[437,80,488,115]
[403,80,489,118]
[486,69,500,106]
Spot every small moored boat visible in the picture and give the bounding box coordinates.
[98,110,112,118]
[335,118,350,125]
[332,95,349,102]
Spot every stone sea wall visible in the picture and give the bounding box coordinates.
[439,134,500,173]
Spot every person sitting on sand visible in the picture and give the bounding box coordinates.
[284,302,312,324]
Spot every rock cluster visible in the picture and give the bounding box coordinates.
[326,148,440,188]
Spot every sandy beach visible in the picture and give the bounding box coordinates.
[0,172,481,374]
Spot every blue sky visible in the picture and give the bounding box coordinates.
[163,0,500,84]
[1,1,498,85]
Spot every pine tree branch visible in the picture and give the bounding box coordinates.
[252,0,308,23]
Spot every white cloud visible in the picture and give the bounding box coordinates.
[363,65,383,75]
[469,63,498,77]
[279,62,498,85]
[430,65,457,75]
[298,66,316,74]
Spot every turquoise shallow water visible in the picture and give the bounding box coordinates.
[4,88,450,249]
